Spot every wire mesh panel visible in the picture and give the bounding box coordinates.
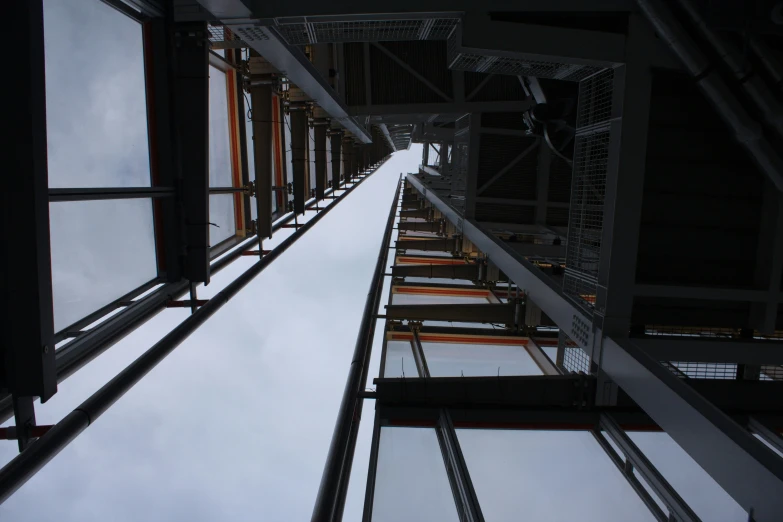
[663,362,738,380]
[275,18,459,45]
[563,70,616,312]
[207,24,245,49]
[577,69,615,129]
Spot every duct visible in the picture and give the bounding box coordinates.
[635,0,783,193]
[676,0,783,139]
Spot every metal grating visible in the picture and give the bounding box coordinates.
[577,68,615,129]
[563,130,610,310]
[207,24,245,49]
[561,328,590,375]
[275,18,459,45]
[663,361,738,380]
[761,365,783,380]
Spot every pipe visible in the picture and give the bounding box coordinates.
[748,37,783,93]
[0,162,387,503]
[676,0,783,138]
[311,177,402,522]
[0,161,390,427]
[635,0,783,192]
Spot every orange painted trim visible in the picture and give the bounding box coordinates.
[225,54,245,235]
[272,94,284,209]
[393,286,489,298]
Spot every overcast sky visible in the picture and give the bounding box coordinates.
[0,1,752,521]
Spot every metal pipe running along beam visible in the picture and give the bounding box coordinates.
[0,168,383,502]
[311,178,402,522]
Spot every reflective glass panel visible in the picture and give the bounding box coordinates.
[403,277,474,286]
[372,427,459,522]
[209,194,235,245]
[421,342,542,377]
[457,429,657,522]
[245,116,258,220]
[50,199,156,331]
[629,432,746,521]
[383,340,418,378]
[209,66,233,188]
[44,0,151,188]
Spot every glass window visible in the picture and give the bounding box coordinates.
[383,341,418,378]
[209,194,236,245]
[50,199,157,331]
[629,432,746,521]
[245,116,258,220]
[392,294,489,305]
[209,66,236,243]
[44,0,151,188]
[421,342,542,377]
[372,427,459,522]
[457,429,657,522]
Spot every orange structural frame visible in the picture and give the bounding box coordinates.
[388,331,529,346]
[272,93,284,210]
[392,286,489,298]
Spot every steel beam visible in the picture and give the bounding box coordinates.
[633,337,783,365]
[407,173,593,344]
[435,410,484,522]
[396,238,456,252]
[290,110,308,215]
[599,414,700,521]
[195,0,372,143]
[476,139,539,195]
[349,100,533,118]
[601,335,783,521]
[3,0,57,406]
[379,124,397,152]
[330,132,342,189]
[48,187,175,202]
[460,16,626,68]
[534,143,551,225]
[748,416,783,456]
[398,221,440,233]
[750,184,783,333]
[310,179,401,521]
[385,303,515,325]
[371,42,452,102]
[251,82,274,239]
[314,123,327,201]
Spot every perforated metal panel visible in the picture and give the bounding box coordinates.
[208,24,246,49]
[275,18,459,45]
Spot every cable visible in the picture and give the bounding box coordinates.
[544,125,573,166]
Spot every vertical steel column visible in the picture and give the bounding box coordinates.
[251,82,274,239]
[314,123,327,201]
[0,169,380,503]
[4,0,57,451]
[596,414,701,522]
[342,139,352,183]
[435,410,484,522]
[311,179,402,522]
[290,110,308,215]
[174,21,210,283]
[330,132,342,190]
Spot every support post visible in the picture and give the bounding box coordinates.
[314,122,327,201]
[251,81,274,239]
[290,110,308,215]
[435,410,484,522]
[3,0,57,428]
[311,179,402,522]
